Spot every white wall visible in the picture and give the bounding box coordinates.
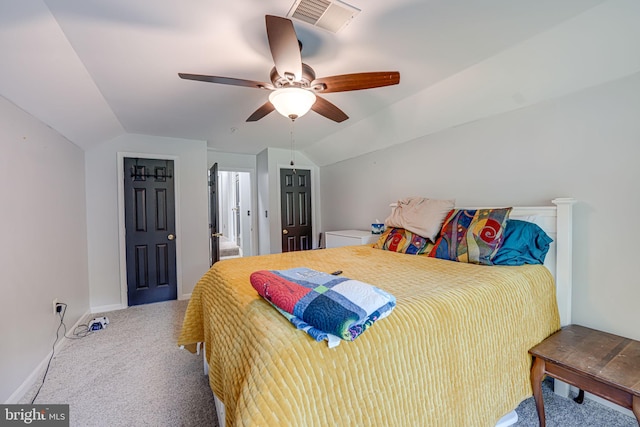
[256,150,270,255]
[303,0,640,167]
[256,148,321,254]
[0,96,89,403]
[218,171,233,239]
[207,150,256,171]
[320,72,640,341]
[85,134,209,310]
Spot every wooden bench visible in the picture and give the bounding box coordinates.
[529,324,640,427]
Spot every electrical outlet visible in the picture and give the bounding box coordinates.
[52,298,59,315]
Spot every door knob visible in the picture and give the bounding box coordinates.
[211,232,223,238]
[282,229,289,235]
[168,234,176,240]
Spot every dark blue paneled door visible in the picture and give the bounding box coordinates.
[280,168,312,252]
[124,158,177,306]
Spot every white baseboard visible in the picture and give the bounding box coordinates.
[495,410,518,427]
[90,303,126,314]
[5,309,91,404]
[91,297,189,313]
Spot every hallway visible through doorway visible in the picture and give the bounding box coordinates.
[217,171,251,260]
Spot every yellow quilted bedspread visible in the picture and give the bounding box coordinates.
[179,245,560,427]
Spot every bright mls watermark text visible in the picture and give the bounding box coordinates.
[1,405,68,426]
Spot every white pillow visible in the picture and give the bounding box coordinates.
[385,197,455,242]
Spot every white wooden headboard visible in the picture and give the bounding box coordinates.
[507,198,576,327]
[389,198,576,326]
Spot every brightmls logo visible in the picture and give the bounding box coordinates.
[4,408,46,424]
[0,405,68,426]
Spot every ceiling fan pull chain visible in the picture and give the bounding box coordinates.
[290,119,296,173]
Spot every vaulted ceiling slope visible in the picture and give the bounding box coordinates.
[1,1,638,166]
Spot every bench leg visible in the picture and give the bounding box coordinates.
[573,389,584,404]
[531,357,547,427]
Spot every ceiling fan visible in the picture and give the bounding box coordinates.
[179,15,400,123]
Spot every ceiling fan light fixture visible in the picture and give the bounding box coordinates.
[269,88,316,120]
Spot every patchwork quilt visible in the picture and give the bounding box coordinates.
[250,268,396,342]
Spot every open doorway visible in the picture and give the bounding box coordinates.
[217,170,252,260]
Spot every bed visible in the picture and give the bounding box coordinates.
[179,198,576,426]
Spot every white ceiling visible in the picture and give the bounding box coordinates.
[1,0,638,165]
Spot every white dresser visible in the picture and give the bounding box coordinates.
[324,230,379,248]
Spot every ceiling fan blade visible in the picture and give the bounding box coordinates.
[311,72,400,93]
[265,15,302,81]
[311,96,349,123]
[178,73,273,90]
[246,101,276,122]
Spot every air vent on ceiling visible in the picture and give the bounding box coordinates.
[287,0,361,33]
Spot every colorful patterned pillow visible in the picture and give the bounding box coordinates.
[372,227,433,255]
[428,208,512,265]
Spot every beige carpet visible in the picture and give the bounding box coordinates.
[20,300,218,426]
[513,378,636,426]
[219,236,240,258]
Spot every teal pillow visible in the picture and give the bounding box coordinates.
[492,220,553,265]
[429,208,512,265]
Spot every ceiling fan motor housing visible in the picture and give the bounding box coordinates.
[270,64,322,91]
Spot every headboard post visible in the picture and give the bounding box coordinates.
[552,198,576,327]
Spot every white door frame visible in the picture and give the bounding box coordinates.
[116,152,183,307]
[275,163,320,252]
[216,166,257,258]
